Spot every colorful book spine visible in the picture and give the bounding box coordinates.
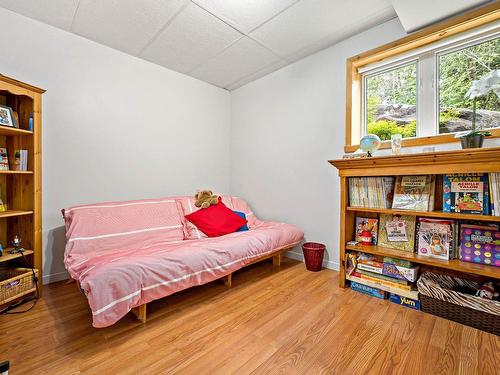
[357,263,383,274]
[389,293,420,310]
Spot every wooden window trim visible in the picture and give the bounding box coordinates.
[344,2,500,153]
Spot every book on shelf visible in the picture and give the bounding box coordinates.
[349,177,394,208]
[377,214,416,252]
[392,175,435,211]
[443,173,490,215]
[0,148,8,170]
[490,173,500,217]
[355,217,378,245]
[13,149,28,171]
[416,218,456,260]
[459,224,500,267]
[346,274,419,300]
[353,269,411,289]
[350,281,387,299]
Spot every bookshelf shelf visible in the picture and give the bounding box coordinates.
[0,249,34,263]
[345,244,500,279]
[0,210,34,218]
[346,206,500,222]
[0,126,33,137]
[329,147,500,289]
[0,170,33,174]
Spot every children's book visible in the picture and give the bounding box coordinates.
[392,175,434,211]
[0,148,8,170]
[355,217,378,245]
[417,218,455,260]
[443,173,490,215]
[460,224,500,267]
[378,214,416,252]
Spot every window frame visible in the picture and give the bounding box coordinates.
[345,3,500,153]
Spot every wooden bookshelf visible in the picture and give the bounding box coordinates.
[0,75,44,296]
[330,147,500,288]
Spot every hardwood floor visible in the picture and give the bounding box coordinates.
[1,258,499,374]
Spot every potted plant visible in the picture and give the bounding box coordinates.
[456,69,499,149]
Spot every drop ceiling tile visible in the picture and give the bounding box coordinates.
[251,0,396,57]
[0,0,79,30]
[141,2,242,74]
[72,0,188,55]
[226,59,289,90]
[192,0,299,33]
[191,37,281,89]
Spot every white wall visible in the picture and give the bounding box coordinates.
[230,19,409,269]
[0,9,231,283]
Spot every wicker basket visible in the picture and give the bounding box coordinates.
[420,294,500,335]
[418,272,500,336]
[0,268,38,305]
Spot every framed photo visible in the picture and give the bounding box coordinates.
[0,105,15,127]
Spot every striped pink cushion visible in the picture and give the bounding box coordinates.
[177,195,261,239]
[62,198,185,256]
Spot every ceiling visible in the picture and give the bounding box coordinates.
[0,1,491,90]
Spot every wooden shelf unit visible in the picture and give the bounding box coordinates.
[0,75,44,295]
[330,147,500,288]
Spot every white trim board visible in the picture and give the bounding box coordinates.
[285,250,340,271]
[43,271,69,285]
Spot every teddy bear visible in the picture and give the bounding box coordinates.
[194,190,219,209]
[476,282,500,300]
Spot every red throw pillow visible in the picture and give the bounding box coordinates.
[184,197,247,237]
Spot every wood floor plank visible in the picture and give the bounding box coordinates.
[0,258,498,375]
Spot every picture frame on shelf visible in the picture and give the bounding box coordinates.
[0,105,15,127]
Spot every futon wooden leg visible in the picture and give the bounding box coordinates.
[132,304,147,323]
[272,253,281,267]
[223,273,232,287]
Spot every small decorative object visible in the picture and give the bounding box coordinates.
[0,105,15,127]
[0,195,6,212]
[390,134,402,155]
[194,190,219,209]
[11,235,23,254]
[456,69,499,149]
[29,112,34,131]
[359,134,381,157]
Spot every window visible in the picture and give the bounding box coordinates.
[364,62,417,140]
[347,5,500,152]
[438,37,500,134]
[362,34,499,141]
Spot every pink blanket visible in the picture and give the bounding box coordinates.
[63,197,303,327]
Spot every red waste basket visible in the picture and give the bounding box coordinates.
[302,242,326,272]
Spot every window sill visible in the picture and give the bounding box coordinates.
[344,128,500,153]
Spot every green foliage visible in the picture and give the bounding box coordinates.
[367,120,416,141]
[439,37,499,112]
[439,108,461,127]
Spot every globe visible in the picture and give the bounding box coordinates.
[359,134,381,156]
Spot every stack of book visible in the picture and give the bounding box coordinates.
[348,177,394,208]
[489,173,500,217]
[13,149,28,171]
[347,252,419,305]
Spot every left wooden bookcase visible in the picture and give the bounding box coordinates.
[0,75,44,295]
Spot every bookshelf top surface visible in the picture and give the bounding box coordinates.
[347,207,500,222]
[329,147,500,174]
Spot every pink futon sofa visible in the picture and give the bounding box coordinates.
[62,195,304,328]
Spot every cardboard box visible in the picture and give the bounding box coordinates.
[351,281,387,299]
[389,293,420,310]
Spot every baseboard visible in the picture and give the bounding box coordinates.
[42,270,69,284]
[285,250,340,271]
